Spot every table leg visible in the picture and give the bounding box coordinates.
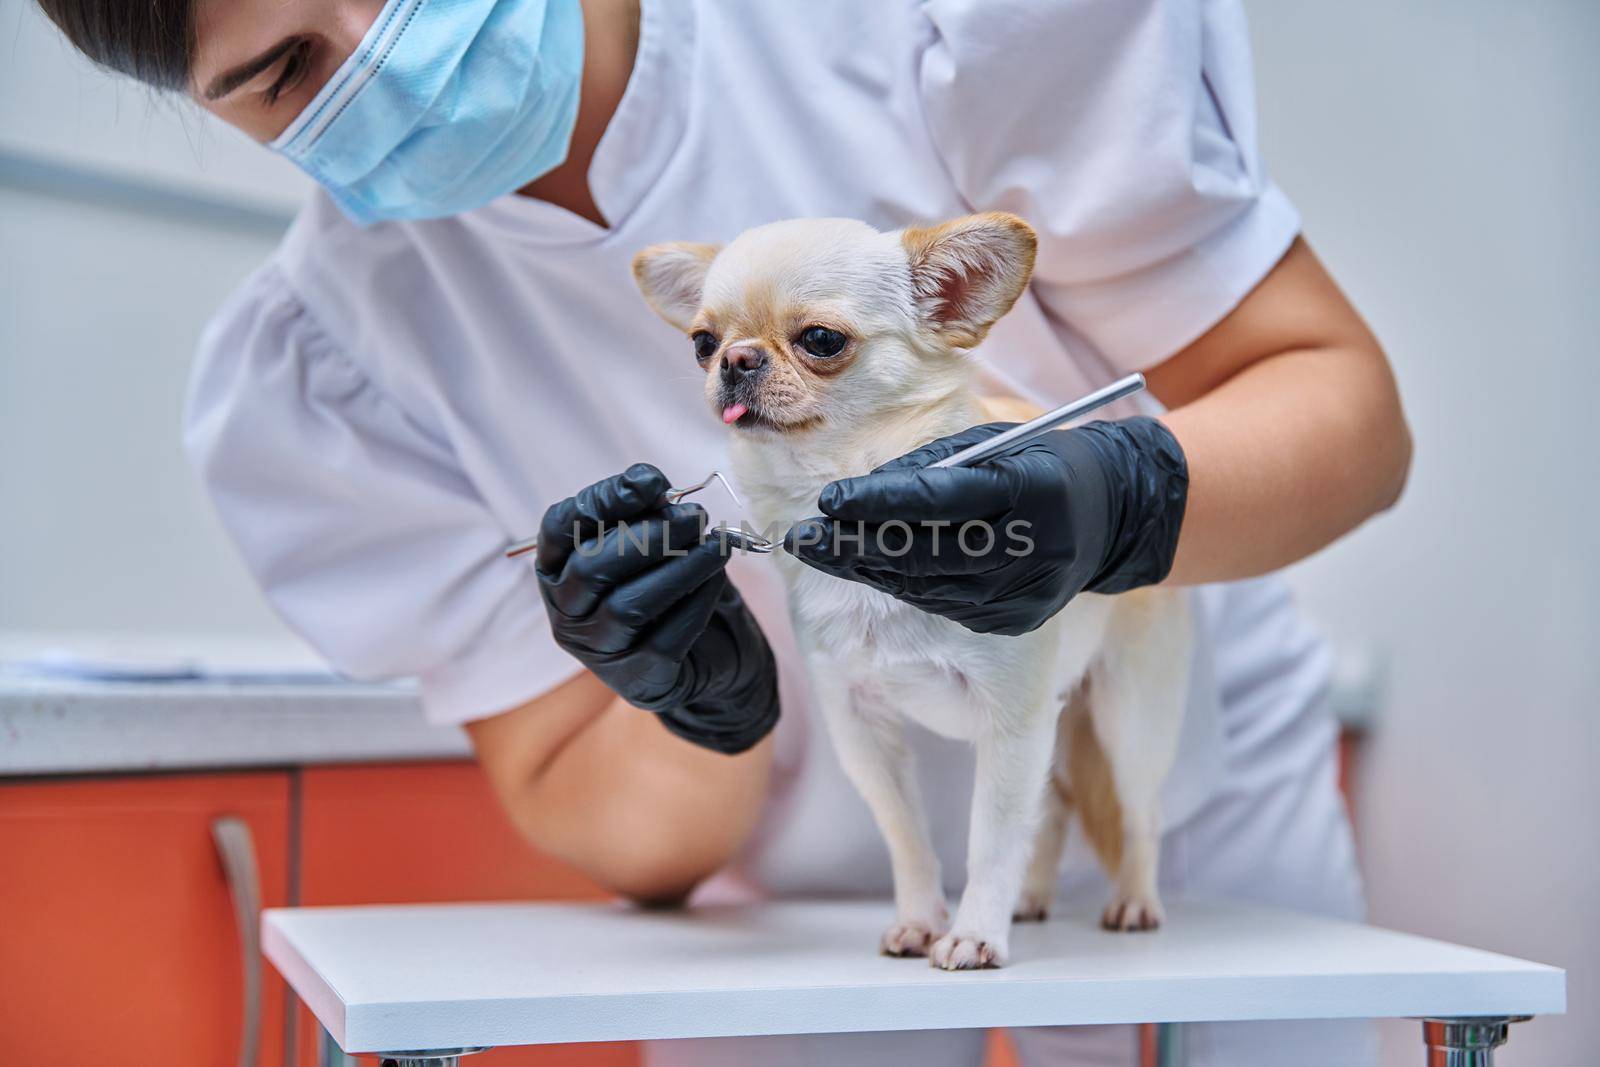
[1421,1017,1530,1066]
[318,1024,359,1066]
[1155,1022,1187,1067]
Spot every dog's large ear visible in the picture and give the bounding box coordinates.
[632,242,722,331]
[901,212,1037,349]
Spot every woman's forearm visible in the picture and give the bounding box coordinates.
[467,670,773,904]
[1160,342,1410,583]
[1148,238,1412,585]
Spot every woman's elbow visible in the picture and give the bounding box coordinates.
[1333,337,1412,519]
[1367,351,1413,514]
[1374,406,1413,514]
[603,854,708,909]
[520,797,736,906]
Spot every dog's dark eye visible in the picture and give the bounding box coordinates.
[692,331,719,362]
[799,326,847,358]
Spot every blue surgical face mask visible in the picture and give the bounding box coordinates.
[270,0,584,225]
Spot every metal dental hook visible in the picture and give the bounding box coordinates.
[670,472,776,552]
[676,472,777,552]
[505,470,774,559]
[663,470,743,508]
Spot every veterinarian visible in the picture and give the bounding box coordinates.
[39,0,1411,1062]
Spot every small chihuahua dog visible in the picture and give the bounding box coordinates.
[634,214,1191,969]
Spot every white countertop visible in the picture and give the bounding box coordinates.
[0,635,1383,777]
[264,898,1566,1054]
[0,676,468,775]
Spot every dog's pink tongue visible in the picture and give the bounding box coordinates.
[722,402,749,425]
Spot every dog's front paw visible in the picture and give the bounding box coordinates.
[929,932,1006,970]
[880,919,944,957]
[1101,892,1164,932]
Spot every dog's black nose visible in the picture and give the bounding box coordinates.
[721,345,767,384]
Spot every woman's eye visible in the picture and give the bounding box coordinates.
[692,331,720,362]
[264,41,311,104]
[799,326,848,358]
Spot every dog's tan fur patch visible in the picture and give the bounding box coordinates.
[977,394,1042,425]
[1064,692,1126,876]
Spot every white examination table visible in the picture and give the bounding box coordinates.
[264,898,1565,1066]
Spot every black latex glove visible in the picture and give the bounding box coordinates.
[535,463,779,754]
[783,417,1188,637]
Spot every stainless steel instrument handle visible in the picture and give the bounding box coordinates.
[212,815,263,1067]
[929,372,1146,469]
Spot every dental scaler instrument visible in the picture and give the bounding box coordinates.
[504,471,773,559]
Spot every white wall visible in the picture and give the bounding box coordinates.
[1248,3,1600,1063]
[1,0,1594,1061]
[0,188,294,637]
[0,0,311,648]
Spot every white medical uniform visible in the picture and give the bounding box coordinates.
[186,0,1372,1062]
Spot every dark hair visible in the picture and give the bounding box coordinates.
[35,0,194,91]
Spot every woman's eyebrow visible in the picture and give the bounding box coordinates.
[204,38,301,101]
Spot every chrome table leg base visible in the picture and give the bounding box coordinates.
[1421,1017,1530,1066]
[318,1021,489,1067]
[376,1049,490,1067]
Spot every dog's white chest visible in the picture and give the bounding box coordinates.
[778,554,1073,740]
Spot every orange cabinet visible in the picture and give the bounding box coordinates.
[0,772,292,1066]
